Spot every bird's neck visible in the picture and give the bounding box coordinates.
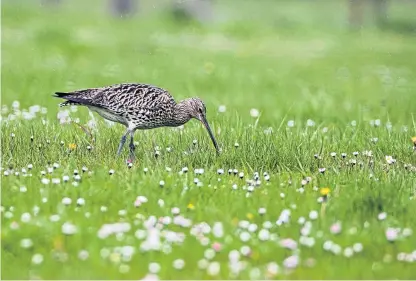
[170,101,192,127]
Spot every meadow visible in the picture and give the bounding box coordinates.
[1,0,416,279]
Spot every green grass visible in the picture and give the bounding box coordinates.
[1,0,416,279]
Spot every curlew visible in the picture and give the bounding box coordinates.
[54,83,220,160]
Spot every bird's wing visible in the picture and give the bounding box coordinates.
[54,83,176,112]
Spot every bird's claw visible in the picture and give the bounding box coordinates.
[127,153,136,163]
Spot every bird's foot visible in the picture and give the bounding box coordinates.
[126,157,135,168]
[127,151,136,163]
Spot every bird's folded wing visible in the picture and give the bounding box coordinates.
[55,83,176,112]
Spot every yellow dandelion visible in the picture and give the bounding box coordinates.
[53,236,63,251]
[251,251,260,260]
[246,213,254,220]
[68,143,77,150]
[320,187,330,196]
[187,203,195,210]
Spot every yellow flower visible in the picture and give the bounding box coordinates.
[412,136,416,144]
[187,203,195,210]
[320,187,330,196]
[251,251,260,260]
[246,213,253,220]
[53,236,63,251]
[68,143,77,150]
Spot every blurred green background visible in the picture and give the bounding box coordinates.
[2,0,416,127]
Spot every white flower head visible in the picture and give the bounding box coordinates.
[306,119,315,127]
[62,197,72,205]
[283,255,299,269]
[258,207,266,215]
[62,222,77,235]
[353,243,363,253]
[385,155,396,165]
[250,108,260,118]
[21,212,31,223]
[207,261,220,276]
[32,253,44,264]
[385,227,399,242]
[78,250,89,260]
[77,198,85,206]
[309,210,319,220]
[378,212,387,220]
[148,262,161,274]
[172,259,185,270]
[41,178,50,185]
[344,247,354,258]
[258,229,270,241]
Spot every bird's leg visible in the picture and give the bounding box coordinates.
[117,129,130,156]
[128,131,136,161]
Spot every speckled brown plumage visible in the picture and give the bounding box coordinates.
[54,82,219,160]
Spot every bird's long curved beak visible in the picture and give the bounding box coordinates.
[199,115,220,155]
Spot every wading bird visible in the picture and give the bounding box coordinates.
[54,83,220,160]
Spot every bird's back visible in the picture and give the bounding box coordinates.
[56,83,175,109]
[55,83,178,129]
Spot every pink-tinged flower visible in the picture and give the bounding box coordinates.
[212,242,222,252]
[330,222,342,234]
[10,221,19,230]
[385,227,399,242]
[279,238,298,250]
[134,199,142,207]
[283,255,299,269]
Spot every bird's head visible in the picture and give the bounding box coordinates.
[181,97,220,155]
[183,97,207,120]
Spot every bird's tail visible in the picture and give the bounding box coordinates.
[53,92,82,107]
[53,92,70,98]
